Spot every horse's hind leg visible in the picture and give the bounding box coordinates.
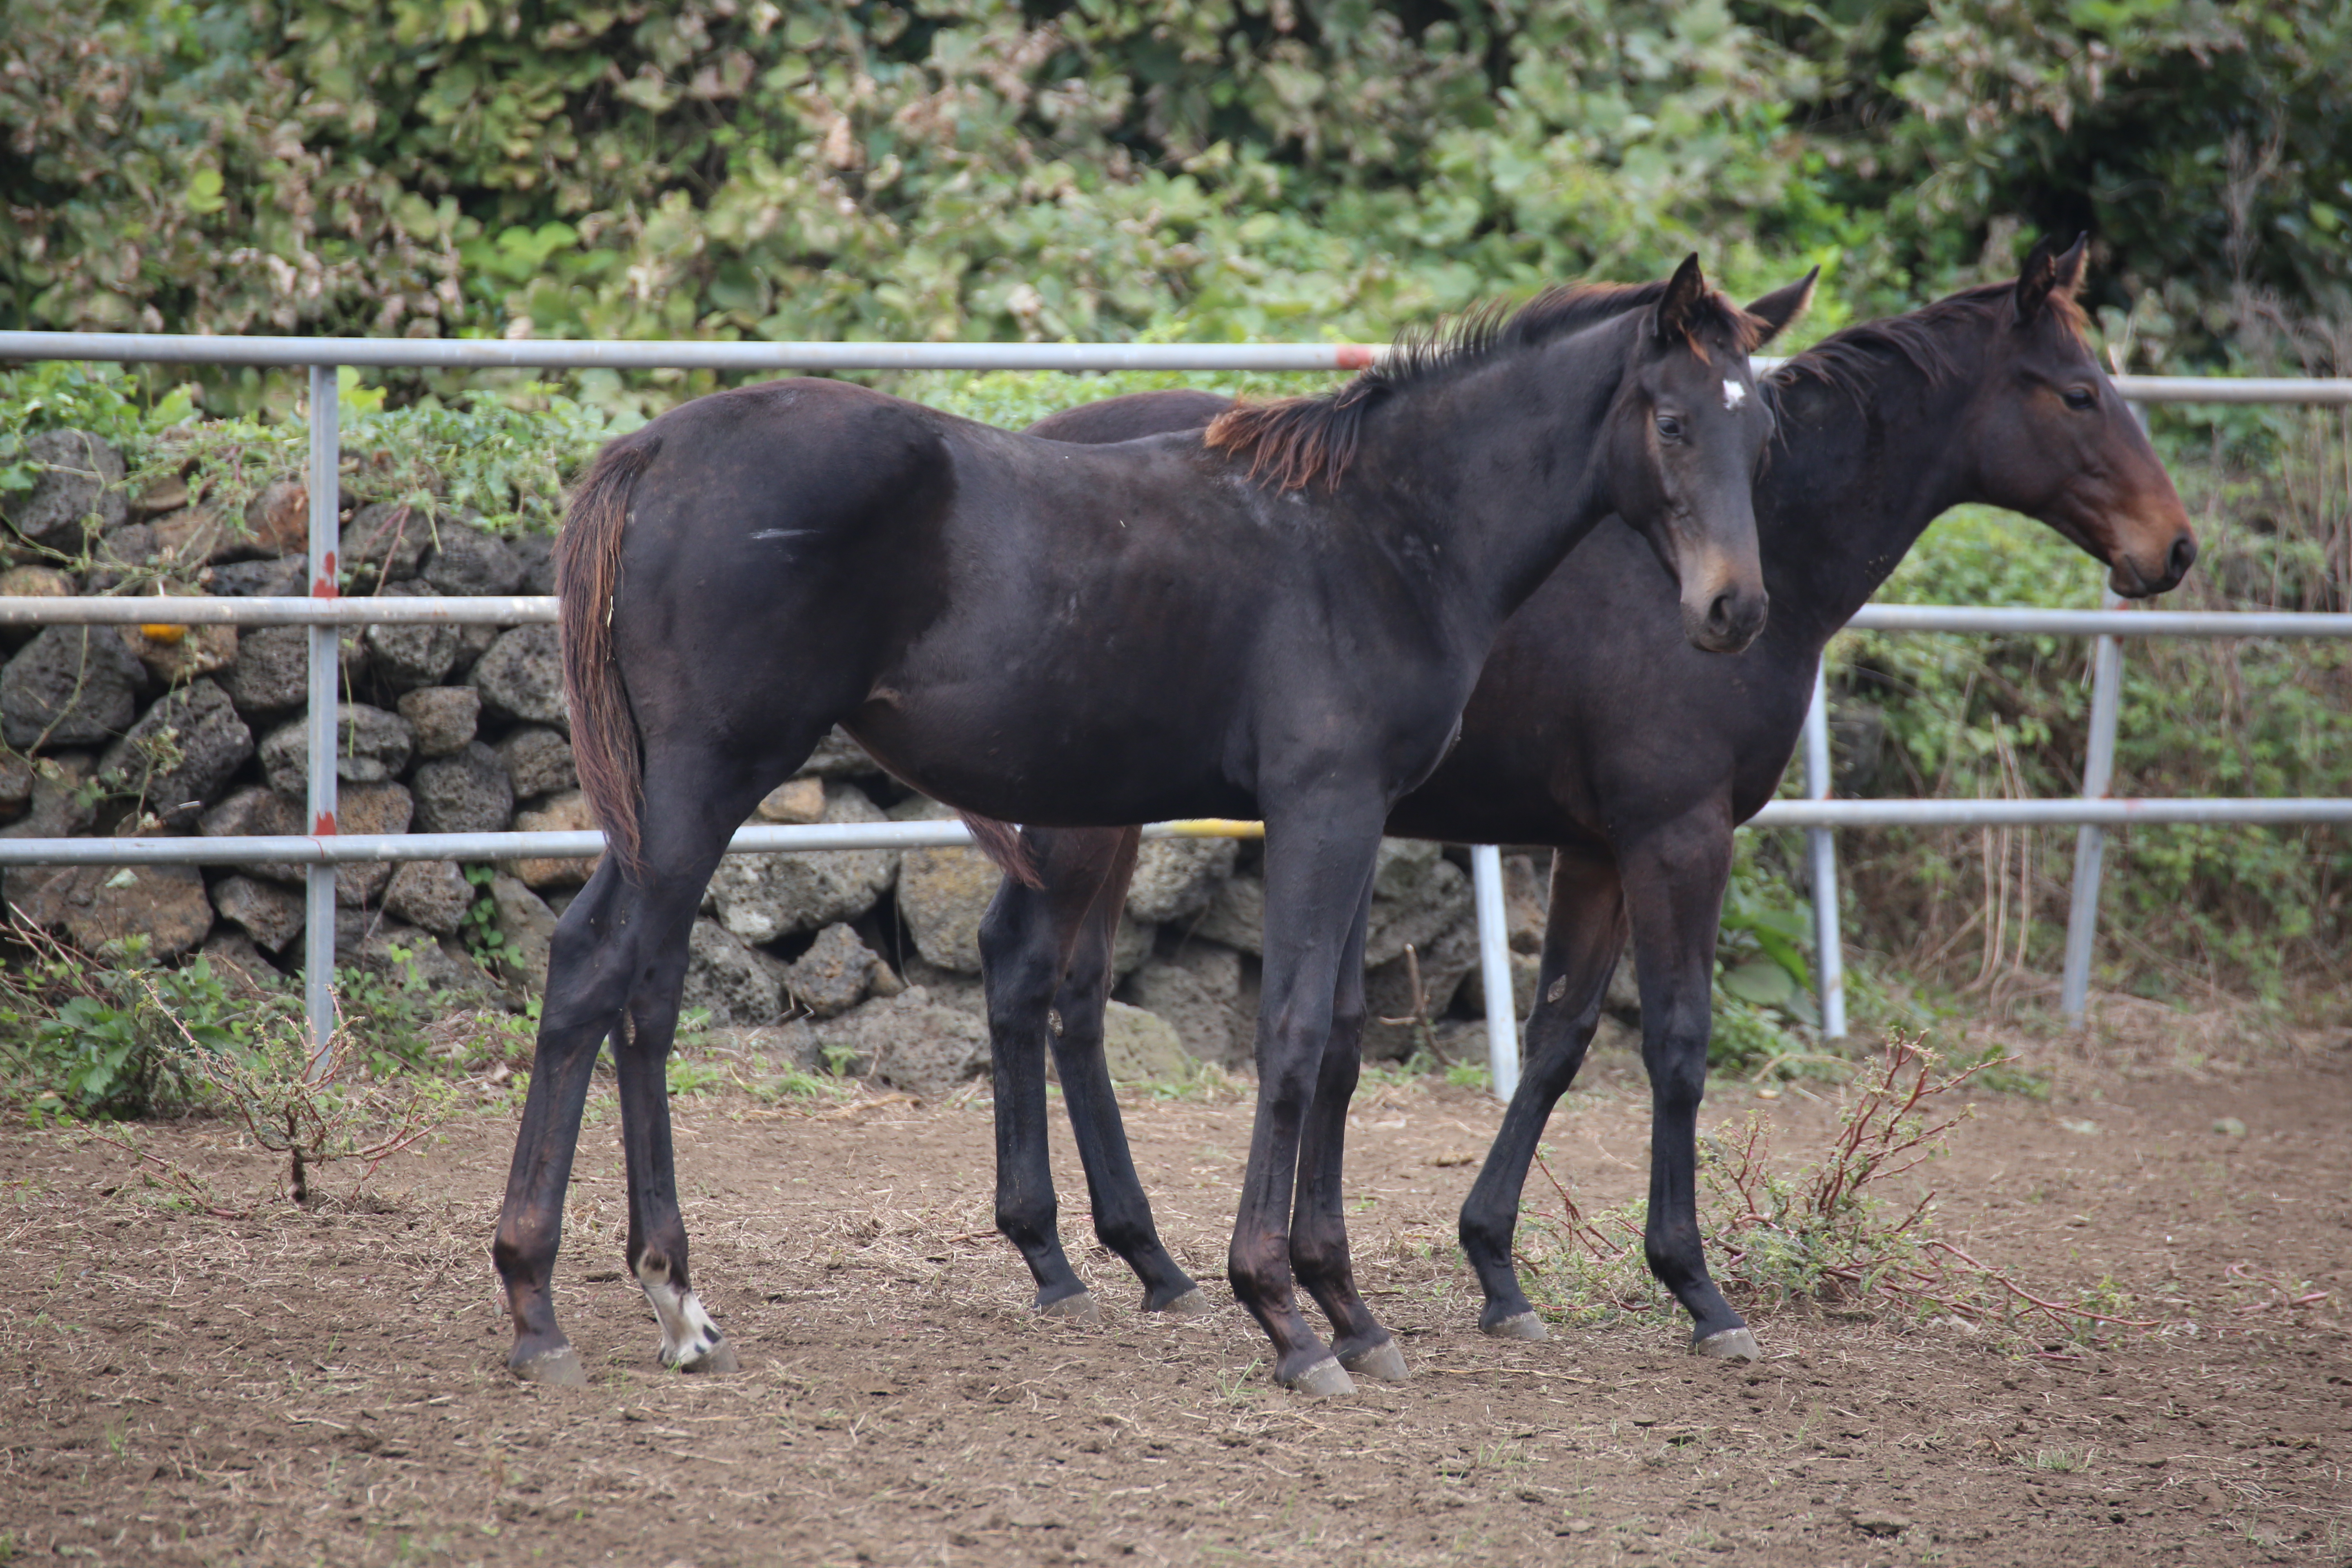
[1458,844,1628,1341]
[609,743,818,1373]
[491,735,807,1382]
[1288,878,1408,1381]
[492,857,634,1383]
[1045,839,1206,1316]
[611,919,738,1373]
[981,828,1125,1319]
[984,826,1203,1317]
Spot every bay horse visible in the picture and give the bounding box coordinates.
[974,235,2195,1360]
[500,256,1818,1395]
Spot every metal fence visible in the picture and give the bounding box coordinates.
[0,331,2347,1099]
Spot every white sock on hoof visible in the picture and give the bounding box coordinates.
[635,1257,726,1368]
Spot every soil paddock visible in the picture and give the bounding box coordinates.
[2,1025,2348,1567]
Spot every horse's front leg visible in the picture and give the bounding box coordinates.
[1288,876,1409,1380]
[1460,842,1628,1340]
[1227,792,1385,1396]
[1621,815,1758,1360]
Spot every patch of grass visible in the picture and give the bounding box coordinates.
[664,1058,731,1097]
[2016,1446,2095,1473]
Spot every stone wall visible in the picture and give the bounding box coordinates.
[0,430,1563,1090]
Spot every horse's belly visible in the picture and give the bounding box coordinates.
[846,687,1254,829]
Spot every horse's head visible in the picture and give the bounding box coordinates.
[1964,235,2196,597]
[1603,255,1815,653]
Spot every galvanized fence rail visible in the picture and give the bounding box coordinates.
[0,331,2347,1098]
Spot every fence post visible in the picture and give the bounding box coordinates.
[1801,666,1847,1039]
[2060,586,2127,1027]
[1470,843,1519,1100]
[303,365,341,1079]
[2059,398,2147,1029]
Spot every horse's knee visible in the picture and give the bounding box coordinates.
[1651,1052,1707,1112]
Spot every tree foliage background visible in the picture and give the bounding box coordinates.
[5,0,2348,373]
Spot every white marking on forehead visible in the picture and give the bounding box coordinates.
[1722,379,1748,411]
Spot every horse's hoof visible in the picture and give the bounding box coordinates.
[1692,1327,1762,1362]
[1154,1288,1214,1318]
[1482,1311,1550,1342]
[1340,1340,1411,1382]
[1283,1357,1357,1399]
[679,1341,741,1375]
[510,1345,588,1387]
[1038,1291,1102,1323]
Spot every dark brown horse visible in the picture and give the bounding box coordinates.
[500,258,1817,1394]
[975,236,2195,1360]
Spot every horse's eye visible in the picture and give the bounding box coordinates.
[2062,387,2097,411]
[1655,413,1684,440]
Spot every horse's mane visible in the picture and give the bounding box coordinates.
[1765,278,2089,407]
[1205,281,1769,492]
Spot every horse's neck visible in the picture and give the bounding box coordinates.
[1761,345,1986,656]
[1364,326,1629,632]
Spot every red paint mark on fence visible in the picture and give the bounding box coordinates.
[312,550,338,598]
[1335,344,1377,370]
[313,811,337,835]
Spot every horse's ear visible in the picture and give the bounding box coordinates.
[2014,233,2087,324]
[1655,253,1707,342]
[1744,267,1819,346]
[2051,232,2089,298]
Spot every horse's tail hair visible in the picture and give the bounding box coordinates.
[958,812,1042,890]
[557,434,661,880]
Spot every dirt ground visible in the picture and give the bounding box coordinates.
[3,1018,2348,1568]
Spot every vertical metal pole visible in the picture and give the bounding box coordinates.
[2060,586,2127,1026]
[1470,843,1519,1101]
[2060,399,2145,1029]
[1801,666,1847,1039]
[303,365,341,1079]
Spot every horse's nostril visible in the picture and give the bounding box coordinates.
[2169,534,2198,580]
[1706,592,1735,634]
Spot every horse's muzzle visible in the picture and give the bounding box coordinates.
[2109,528,2198,598]
[1684,583,1769,654]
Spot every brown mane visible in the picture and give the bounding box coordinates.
[1766,278,2089,408]
[1205,281,1769,492]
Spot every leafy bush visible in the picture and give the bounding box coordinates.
[6,0,2344,413]
[0,926,283,1119]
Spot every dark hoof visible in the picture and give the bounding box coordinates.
[1482,1311,1550,1342]
[510,1344,588,1387]
[679,1340,741,1375]
[1340,1339,1410,1382]
[1038,1291,1102,1323]
[1692,1327,1762,1362]
[1283,1357,1356,1399]
[1153,1288,1214,1318]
